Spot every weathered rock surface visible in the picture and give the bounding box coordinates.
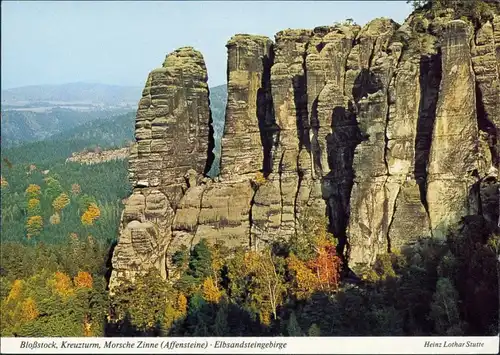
[111,8,500,286]
[110,47,213,289]
[426,21,480,239]
[220,35,274,178]
[248,29,312,243]
[66,147,130,165]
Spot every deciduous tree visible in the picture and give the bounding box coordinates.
[21,297,39,322]
[26,215,43,238]
[51,272,75,298]
[81,203,100,226]
[202,277,222,303]
[74,272,93,289]
[25,184,41,199]
[52,193,70,212]
[27,198,41,215]
[49,213,61,225]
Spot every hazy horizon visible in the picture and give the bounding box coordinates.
[2,1,413,90]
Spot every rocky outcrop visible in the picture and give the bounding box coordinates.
[111,8,500,287]
[66,147,130,165]
[251,29,313,244]
[220,35,274,178]
[110,47,213,287]
[426,21,480,239]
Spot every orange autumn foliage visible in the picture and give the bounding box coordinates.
[307,243,341,291]
[287,230,342,296]
[74,271,93,289]
[81,203,101,226]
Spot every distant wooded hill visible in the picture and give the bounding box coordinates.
[1,83,228,157]
[1,82,142,105]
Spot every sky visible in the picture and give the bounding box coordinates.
[1,1,413,89]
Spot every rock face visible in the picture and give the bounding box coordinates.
[110,9,500,287]
[110,47,213,287]
[220,34,274,178]
[426,21,479,239]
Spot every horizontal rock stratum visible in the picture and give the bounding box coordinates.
[110,9,500,288]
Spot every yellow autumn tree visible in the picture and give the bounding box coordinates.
[177,293,188,315]
[244,249,285,322]
[74,271,93,289]
[253,171,268,186]
[6,280,23,302]
[21,297,39,322]
[163,292,189,331]
[49,213,61,225]
[52,193,70,212]
[27,198,41,215]
[71,183,81,195]
[202,277,222,303]
[286,253,320,299]
[81,203,101,226]
[25,184,41,198]
[26,215,43,238]
[52,272,74,298]
[0,176,8,188]
[83,315,93,337]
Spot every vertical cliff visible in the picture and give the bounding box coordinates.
[110,47,213,286]
[110,7,499,287]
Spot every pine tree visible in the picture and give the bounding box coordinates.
[213,300,229,336]
[308,323,321,336]
[188,239,212,281]
[287,311,303,336]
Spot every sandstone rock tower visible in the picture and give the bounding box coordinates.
[111,11,499,287]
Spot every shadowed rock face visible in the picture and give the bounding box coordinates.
[221,35,274,178]
[111,10,500,287]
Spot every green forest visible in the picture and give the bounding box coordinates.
[1,108,133,148]
[0,126,131,336]
[1,138,498,336]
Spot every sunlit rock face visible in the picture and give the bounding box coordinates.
[110,47,213,289]
[110,10,500,287]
